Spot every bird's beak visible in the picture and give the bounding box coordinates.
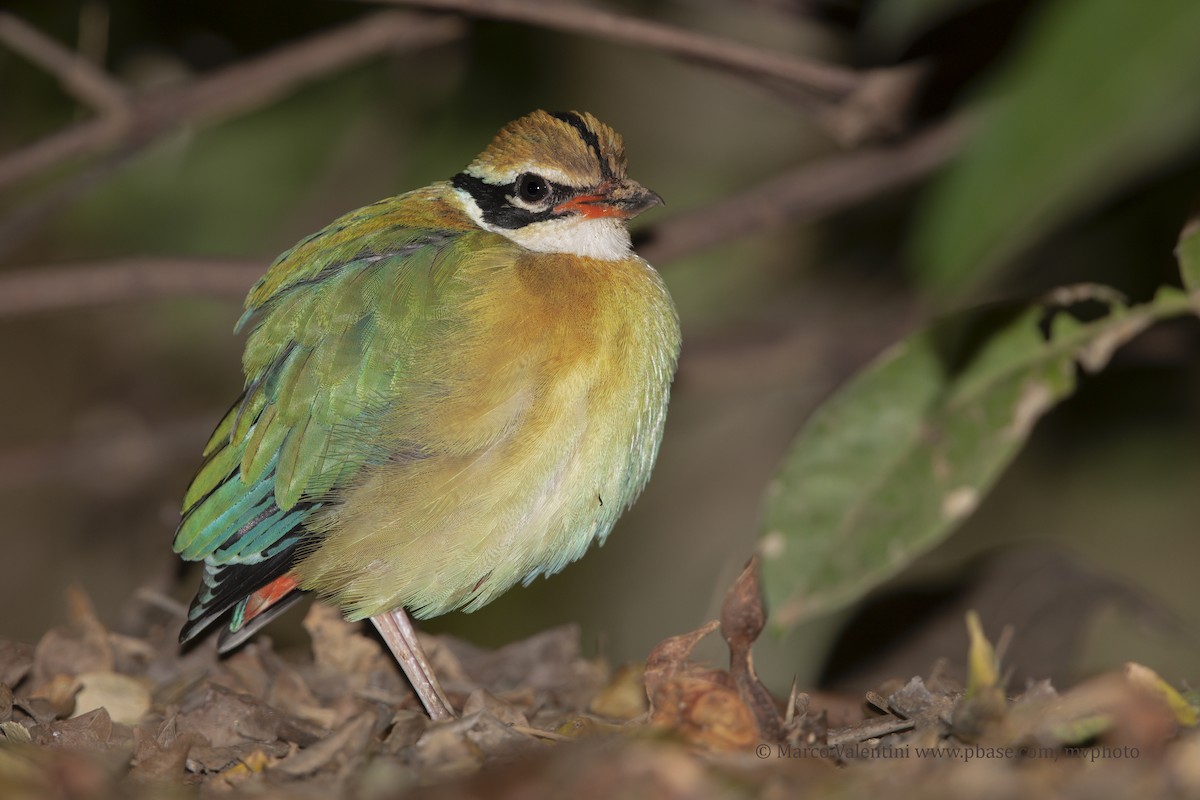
[554,179,664,220]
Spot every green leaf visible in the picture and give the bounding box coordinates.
[1177,217,1200,294]
[912,0,1200,296]
[759,285,1193,632]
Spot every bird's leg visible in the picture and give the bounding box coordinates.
[370,608,456,720]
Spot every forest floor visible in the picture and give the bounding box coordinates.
[1,562,1197,800]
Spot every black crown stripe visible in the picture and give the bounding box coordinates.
[550,111,615,181]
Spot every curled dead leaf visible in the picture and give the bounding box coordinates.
[720,556,783,741]
[461,688,529,728]
[1125,663,1198,728]
[275,712,376,777]
[649,674,760,752]
[27,674,79,720]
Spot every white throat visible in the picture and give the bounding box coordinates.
[455,188,634,262]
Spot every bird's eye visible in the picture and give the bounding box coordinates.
[515,173,550,203]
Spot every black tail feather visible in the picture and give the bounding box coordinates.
[178,533,310,645]
[217,591,308,653]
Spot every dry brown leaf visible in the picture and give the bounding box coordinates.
[0,641,34,689]
[275,712,376,777]
[72,671,151,726]
[644,617,766,751]
[999,669,1183,757]
[589,663,648,721]
[448,625,604,711]
[29,589,116,695]
[719,556,783,741]
[124,726,199,788]
[6,581,1200,798]
[30,627,112,697]
[0,684,12,725]
[461,688,529,728]
[381,708,430,754]
[1125,662,1197,728]
[174,682,323,750]
[644,619,720,701]
[29,706,135,761]
[408,710,539,780]
[26,674,79,720]
[650,674,760,752]
[265,655,340,730]
[304,604,390,678]
[185,740,289,774]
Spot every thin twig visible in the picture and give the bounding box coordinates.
[827,716,915,745]
[510,724,573,741]
[0,257,263,317]
[0,11,129,115]
[638,117,969,265]
[0,11,464,193]
[373,0,860,99]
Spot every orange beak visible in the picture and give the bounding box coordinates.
[554,179,664,220]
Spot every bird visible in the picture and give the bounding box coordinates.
[172,110,680,720]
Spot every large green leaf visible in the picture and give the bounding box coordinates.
[760,285,1193,631]
[1177,217,1200,295]
[912,0,1200,295]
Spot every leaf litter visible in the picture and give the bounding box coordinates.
[1,562,1198,799]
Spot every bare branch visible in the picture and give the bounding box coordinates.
[0,11,464,192]
[0,257,263,317]
[638,117,969,265]
[374,0,860,99]
[0,121,967,318]
[0,110,123,192]
[147,12,462,134]
[0,11,129,115]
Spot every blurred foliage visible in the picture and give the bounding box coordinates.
[911,0,1200,297]
[762,283,1196,631]
[1179,219,1200,293]
[759,0,1200,640]
[1,0,1199,703]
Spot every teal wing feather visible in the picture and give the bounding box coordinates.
[173,199,462,642]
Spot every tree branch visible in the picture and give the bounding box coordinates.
[638,117,969,265]
[0,11,129,116]
[0,11,464,193]
[374,0,860,99]
[0,120,967,318]
[0,257,263,317]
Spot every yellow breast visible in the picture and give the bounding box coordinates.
[295,237,680,620]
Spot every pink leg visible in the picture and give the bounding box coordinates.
[370,608,455,720]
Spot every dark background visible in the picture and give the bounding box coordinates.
[2,0,1198,696]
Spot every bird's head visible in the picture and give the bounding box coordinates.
[451,111,662,261]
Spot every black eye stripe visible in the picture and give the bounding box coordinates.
[453,172,573,229]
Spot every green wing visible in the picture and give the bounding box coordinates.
[173,198,463,641]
